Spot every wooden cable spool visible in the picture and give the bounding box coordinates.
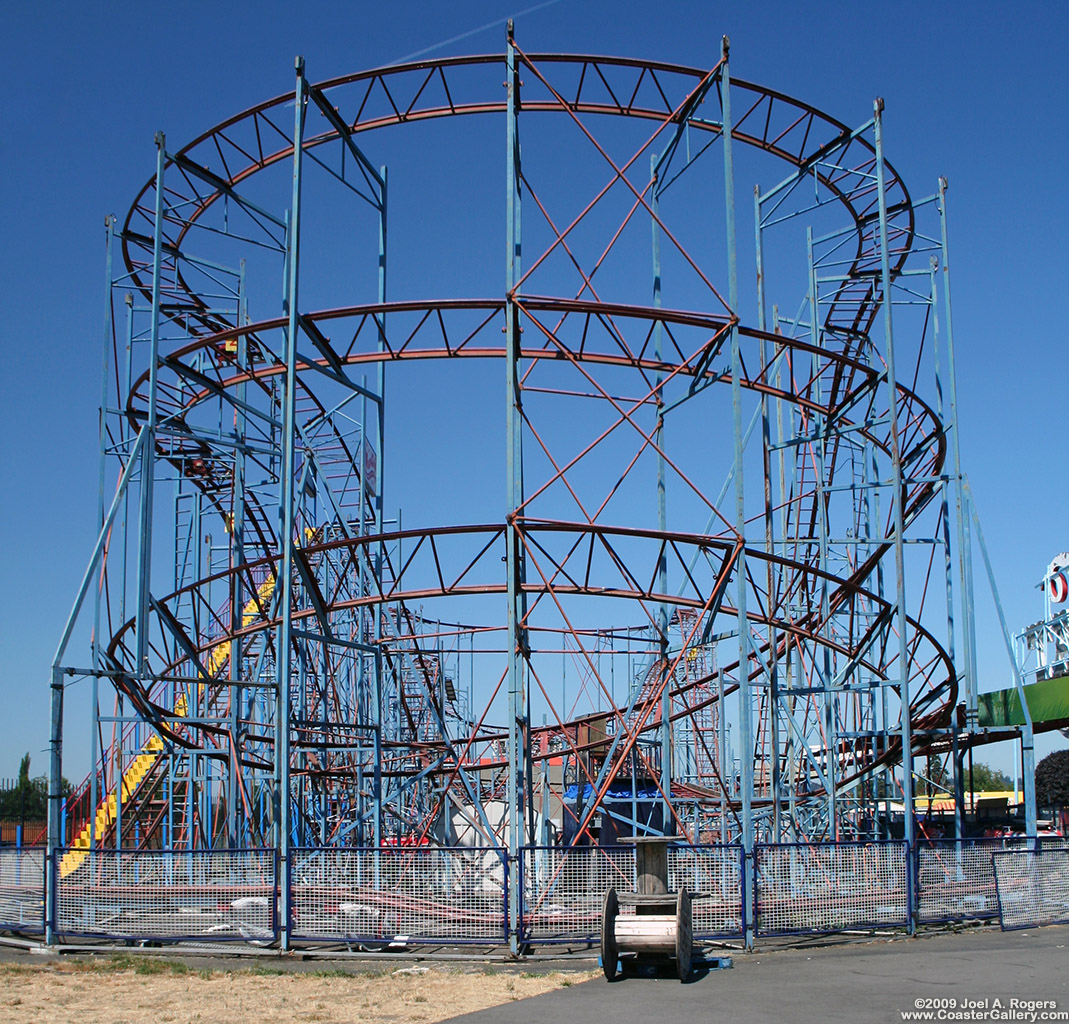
[601,888,619,981]
[601,886,693,981]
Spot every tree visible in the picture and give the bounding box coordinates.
[1035,750,1069,808]
[16,754,30,790]
[923,754,950,795]
[967,761,1013,792]
[0,753,69,821]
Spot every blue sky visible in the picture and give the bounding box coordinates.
[1,0,1066,785]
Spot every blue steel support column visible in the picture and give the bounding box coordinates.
[651,157,672,827]
[868,438,894,837]
[806,227,837,836]
[372,164,387,848]
[48,429,148,943]
[721,37,753,949]
[90,215,116,851]
[46,669,62,942]
[276,56,306,949]
[771,303,799,839]
[228,259,248,846]
[927,255,964,839]
[134,133,168,679]
[872,100,915,868]
[937,179,978,733]
[504,21,528,954]
[115,299,135,852]
[93,216,115,666]
[860,435,882,832]
[753,187,782,841]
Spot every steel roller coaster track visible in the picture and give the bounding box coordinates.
[53,35,972,890]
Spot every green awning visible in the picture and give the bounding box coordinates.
[977,674,1069,728]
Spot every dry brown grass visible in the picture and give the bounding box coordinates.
[0,957,594,1024]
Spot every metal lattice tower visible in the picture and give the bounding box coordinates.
[49,33,984,949]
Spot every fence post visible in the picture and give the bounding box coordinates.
[905,839,915,935]
[277,847,285,946]
[743,843,753,945]
[505,848,514,946]
[47,848,56,940]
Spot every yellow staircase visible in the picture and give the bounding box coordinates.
[59,696,187,878]
[204,575,277,676]
[58,574,276,877]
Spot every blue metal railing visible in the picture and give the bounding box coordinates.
[753,840,911,937]
[0,848,45,933]
[51,847,277,943]
[20,837,1066,947]
[289,845,508,945]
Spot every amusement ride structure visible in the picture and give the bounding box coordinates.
[47,29,1033,948]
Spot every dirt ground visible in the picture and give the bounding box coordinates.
[0,957,595,1024]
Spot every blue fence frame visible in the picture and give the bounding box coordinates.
[993,847,1069,931]
[518,843,746,943]
[0,848,45,933]
[753,840,911,937]
[667,843,745,940]
[289,845,509,945]
[914,837,1011,923]
[52,847,277,943]
[13,836,1065,947]
[519,844,635,944]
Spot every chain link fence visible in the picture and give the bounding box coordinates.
[993,848,1069,930]
[53,848,276,942]
[16,836,1069,947]
[915,839,1008,923]
[754,842,909,936]
[290,846,507,944]
[667,844,743,938]
[521,845,635,942]
[0,848,44,931]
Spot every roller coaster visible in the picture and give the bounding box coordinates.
[46,31,992,947]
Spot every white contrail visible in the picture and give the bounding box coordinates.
[385,0,564,66]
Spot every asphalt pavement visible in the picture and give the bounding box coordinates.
[2,923,1065,1023]
[443,925,1069,1024]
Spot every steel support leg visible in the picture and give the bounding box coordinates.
[504,21,528,955]
[134,133,167,676]
[721,36,753,949]
[651,158,672,828]
[937,179,979,734]
[276,56,307,949]
[873,102,915,903]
